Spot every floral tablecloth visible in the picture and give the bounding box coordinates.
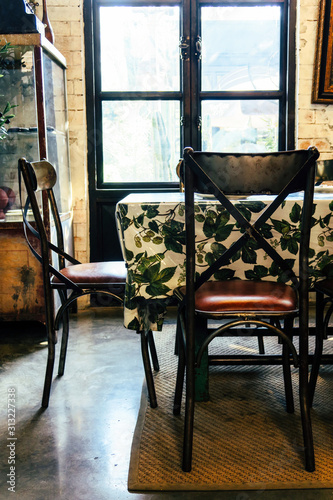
[116,191,333,332]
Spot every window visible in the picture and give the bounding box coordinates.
[201,6,281,152]
[87,0,295,187]
[98,5,180,184]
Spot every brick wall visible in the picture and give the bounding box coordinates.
[37,0,332,267]
[298,0,333,157]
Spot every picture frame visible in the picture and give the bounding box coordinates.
[312,0,333,103]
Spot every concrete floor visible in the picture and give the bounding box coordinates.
[0,306,332,500]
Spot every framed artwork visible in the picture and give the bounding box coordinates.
[312,0,333,103]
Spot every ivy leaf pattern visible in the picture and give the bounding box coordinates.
[245,265,269,280]
[290,202,302,223]
[118,198,333,331]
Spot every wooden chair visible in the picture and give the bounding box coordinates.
[18,158,159,408]
[309,279,333,405]
[173,146,319,472]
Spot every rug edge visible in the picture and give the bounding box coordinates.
[128,380,149,492]
[129,480,333,492]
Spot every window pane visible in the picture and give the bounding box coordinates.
[202,100,279,152]
[102,101,180,183]
[202,6,280,91]
[100,6,180,92]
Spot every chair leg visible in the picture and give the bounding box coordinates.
[182,346,195,472]
[182,310,196,472]
[299,363,315,471]
[282,317,294,413]
[299,315,315,472]
[173,323,185,415]
[58,308,69,376]
[309,291,324,407]
[140,330,157,408]
[257,335,265,354]
[147,330,159,372]
[282,341,294,413]
[174,313,181,355]
[42,329,56,408]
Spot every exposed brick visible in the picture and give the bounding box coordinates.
[298,109,315,124]
[48,6,81,22]
[71,209,87,223]
[68,109,85,127]
[313,139,332,152]
[73,235,87,250]
[48,0,81,7]
[299,41,316,62]
[298,123,332,137]
[75,251,88,264]
[55,36,82,53]
[299,6,319,21]
[66,80,74,95]
[298,94,317,109]
[73,79,84,95]
[71,51,85,66]
[73,199,86,211]
[67,66,84,81]
[74,223,87,239]
[51,21,71,36]
[315,109,330,124]
[298,140,312,149]
[70,22,83,37]
[67,94,85,111]
[300,64,315,80]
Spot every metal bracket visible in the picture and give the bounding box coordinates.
[195,36,202,60]
[179,37,190,60]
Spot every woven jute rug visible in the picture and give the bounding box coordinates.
[128,327,333,491]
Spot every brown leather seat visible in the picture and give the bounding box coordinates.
[176,280,297,313]
[52,261,127,285]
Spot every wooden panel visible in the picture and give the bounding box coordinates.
[0,225,45,322]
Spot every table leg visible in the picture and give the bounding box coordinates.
[140,330,157,408]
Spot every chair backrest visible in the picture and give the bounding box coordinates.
[18,157,80,292]
[31,160,67,271]
[182,147,320,294]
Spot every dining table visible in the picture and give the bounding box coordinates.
[116,189,333,400]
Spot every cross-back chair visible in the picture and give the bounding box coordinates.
[18,158,159,408]
[309,279,333,405]
[173,146,319,473]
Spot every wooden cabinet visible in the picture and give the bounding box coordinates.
[0,33,73,321]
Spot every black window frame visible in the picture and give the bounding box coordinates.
[85,0,296,193]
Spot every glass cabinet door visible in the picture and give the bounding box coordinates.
[0,33,72,322]
[0,36,71,221]
[0,44,38,219]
